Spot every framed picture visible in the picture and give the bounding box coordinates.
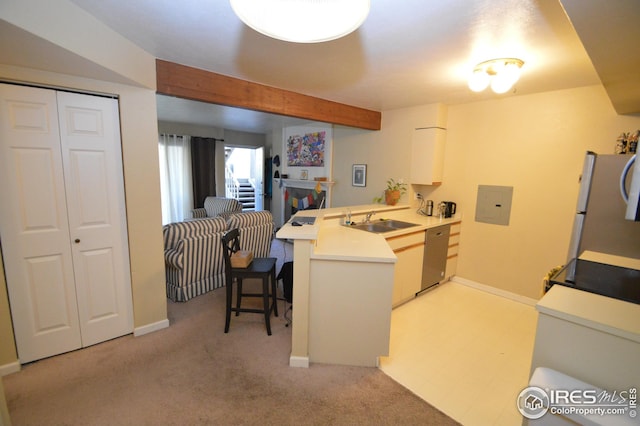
[300,169,308,180]
[286,130,327,167]
[352,164,367,187]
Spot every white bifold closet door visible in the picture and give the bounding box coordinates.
[0,83,133,363]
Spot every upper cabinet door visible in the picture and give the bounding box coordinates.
[410,127,447,185]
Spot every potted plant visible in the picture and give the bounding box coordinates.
[374,178,407,206]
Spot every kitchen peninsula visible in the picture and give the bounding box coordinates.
[530,252,640,393]
[276,204,461,368]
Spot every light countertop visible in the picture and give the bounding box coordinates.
[537,284,640,343]
[276,204,461,263]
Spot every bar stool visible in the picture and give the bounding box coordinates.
[221,228,278,335]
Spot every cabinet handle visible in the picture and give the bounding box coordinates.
[74,239,80,244]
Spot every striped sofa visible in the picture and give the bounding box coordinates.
[191,196,243,219]
[163,211,274,302]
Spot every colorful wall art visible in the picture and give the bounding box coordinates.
[286,131,326,167]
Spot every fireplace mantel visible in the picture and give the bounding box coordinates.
[276,178,335,191]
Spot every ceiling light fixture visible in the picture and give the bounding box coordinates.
[230,0,370,43]
[468,58,525,94]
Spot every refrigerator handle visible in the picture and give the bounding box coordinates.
[576,152,596,212]
[619,154,635,202]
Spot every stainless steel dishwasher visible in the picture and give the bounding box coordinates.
[421,224,450,291]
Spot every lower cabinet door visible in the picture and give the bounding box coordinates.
[392,243,425,307]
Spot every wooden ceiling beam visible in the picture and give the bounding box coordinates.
[156,59,381,130]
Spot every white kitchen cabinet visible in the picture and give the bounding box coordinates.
[410,127,447,185]
[309,258,394,367]
[387,230,425,307]
[445,221,461,281]
[531,285,640,392]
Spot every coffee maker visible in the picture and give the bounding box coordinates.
[438,201,457,218]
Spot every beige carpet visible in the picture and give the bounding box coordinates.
[3,280,458,425]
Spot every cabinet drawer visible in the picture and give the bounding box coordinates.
[386,230,425,251]
[449,221,461,234]
[448,221,461,256]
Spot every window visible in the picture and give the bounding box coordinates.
[158,134,193,224]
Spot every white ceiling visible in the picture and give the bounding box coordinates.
[68,0,603,108]
[4,1,639,133]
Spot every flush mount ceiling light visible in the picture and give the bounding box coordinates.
[230,0,370,43]
[468,58,525,94]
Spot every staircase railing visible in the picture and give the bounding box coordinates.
[225,166,239,200]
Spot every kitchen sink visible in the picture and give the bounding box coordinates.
[346,219,420,234]
[380,219,420,229]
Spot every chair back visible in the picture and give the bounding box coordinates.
[221,228,241,277]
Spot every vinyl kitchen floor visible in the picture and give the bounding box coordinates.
[379,281,538,426]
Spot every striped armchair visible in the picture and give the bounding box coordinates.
[163,211,275,302]
[163,217,228,302]
[192,197,242,219]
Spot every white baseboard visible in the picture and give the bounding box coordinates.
[0,361,20,377]
[451,276,539,306]
[289,355,309,368]
[133,318,170,337]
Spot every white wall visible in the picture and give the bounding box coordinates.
[0,0,166,374]
[281,124,333,181]
[333,86,640,299]
[0,0,155,89]
[439,85,640,299]
[332,104,447,207]
[332,85,640,300]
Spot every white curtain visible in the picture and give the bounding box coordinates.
[159,134,193,224]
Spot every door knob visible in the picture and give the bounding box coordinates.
[74,239,80,243]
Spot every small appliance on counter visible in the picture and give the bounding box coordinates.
[438,201,456,218]
[425,200,434,216]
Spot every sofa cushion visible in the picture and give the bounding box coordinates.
[203,197,243,218]
[227,211,274,258]
[163,217,227,250]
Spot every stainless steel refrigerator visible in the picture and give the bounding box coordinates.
[567,152,640,261]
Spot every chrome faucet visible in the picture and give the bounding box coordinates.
[363,211,376,223]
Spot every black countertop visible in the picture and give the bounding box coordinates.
[547,258,640,305]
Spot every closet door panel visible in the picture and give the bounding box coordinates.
[25,255,74,332]
[0,84,82,363]
[57,91,133,347]
[14,149,60,232]
[75,248,119,321]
